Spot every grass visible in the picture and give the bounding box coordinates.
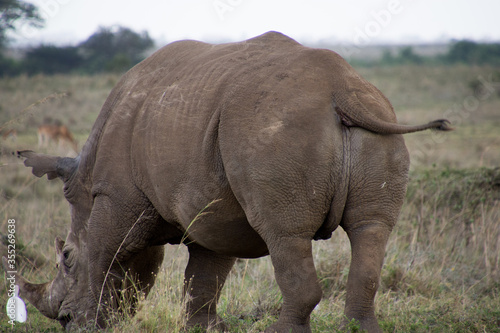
[1,64,499,332]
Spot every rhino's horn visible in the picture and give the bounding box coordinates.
[2,257,62,319]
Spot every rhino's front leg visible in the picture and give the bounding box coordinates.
[87,194,163,327]
[125,245,165,306]
[184,243,235,331]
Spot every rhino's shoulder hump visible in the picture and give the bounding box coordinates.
[246,31,301,46]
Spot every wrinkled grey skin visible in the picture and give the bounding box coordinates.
[3,32,451,332]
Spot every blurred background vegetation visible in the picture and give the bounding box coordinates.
[1,29,500,76]
[1,0,500,76]
[0,0,154,75]
[0,25,154,76]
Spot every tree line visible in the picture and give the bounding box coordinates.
[1,1,499,76]
[0,25,154,76]
[4,36,500,77]
[3,36,500,77]
[0,0,154,76]
[375,41,500,67]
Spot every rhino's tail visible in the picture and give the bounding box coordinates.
[331,78,453,135]
[335,104,453,134]
[329,62,454,135]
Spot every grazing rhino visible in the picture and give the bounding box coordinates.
[4,31,451,332]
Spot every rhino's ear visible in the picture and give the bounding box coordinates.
[17,150,79,182]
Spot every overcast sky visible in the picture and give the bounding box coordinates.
[9,0,500,47]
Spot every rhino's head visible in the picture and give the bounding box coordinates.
[3,151,93,328]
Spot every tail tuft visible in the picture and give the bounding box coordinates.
[431,119,454,131]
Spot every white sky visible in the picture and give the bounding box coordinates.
[9,0,500,47]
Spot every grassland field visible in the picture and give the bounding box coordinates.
[0,64,499,332]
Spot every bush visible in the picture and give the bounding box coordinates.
[0,25,153,76]
[0,53,22,76]
[444,40,500,65]
[24,44,83,75]
[79,26,154,73]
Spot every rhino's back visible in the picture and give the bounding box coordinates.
[115,30,342,174]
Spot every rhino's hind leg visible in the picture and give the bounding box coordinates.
[264,237,322,333]
[339,132,409,332]
[342,224,390,333]
[184,243,235,331]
